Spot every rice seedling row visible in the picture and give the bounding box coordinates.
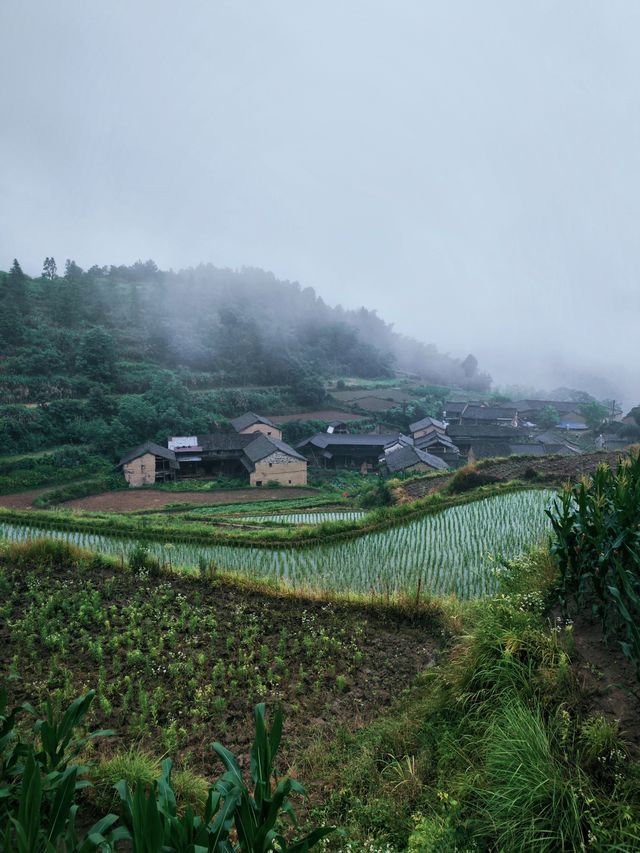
[239,511,365,524]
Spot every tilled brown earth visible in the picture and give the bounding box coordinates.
[568,611,640,760]
[60,487,319,512]
[1,549,440,777]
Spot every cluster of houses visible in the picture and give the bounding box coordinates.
[120,413,307,488]
[118,399,624,488]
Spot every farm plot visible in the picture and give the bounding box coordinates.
[0,490,555,598]
[0,542,437,775]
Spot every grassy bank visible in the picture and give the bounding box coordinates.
[302,549,640,851]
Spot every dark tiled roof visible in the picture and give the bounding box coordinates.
[385,445,449,473]
[447,425,530,439]
[244,434,306,463]
[119,442,177,466]
[461,405,518,421]
[514,400,584,414]
[468,441,514,459]
[415,432,459,451]
[298,433,400,450]
[231,411,277,432]
[443,401,468,413]
[198,432,255,452]
[409,416,446,432]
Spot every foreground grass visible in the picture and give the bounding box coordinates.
[300,550,640,851]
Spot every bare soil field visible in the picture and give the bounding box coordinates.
[267,410,363,423]
[0,488,51,509]
[569,609,640,760]
[62,487,319,512]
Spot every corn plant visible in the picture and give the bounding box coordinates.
[547,453,640,669]
[0,687,125,851]
[117,703,335,853]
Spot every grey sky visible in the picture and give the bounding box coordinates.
[1,1,638,406]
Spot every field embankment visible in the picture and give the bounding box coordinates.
[398,448,630,501]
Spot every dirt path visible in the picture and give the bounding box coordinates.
[569,610,640,759]
[61,487,319,512]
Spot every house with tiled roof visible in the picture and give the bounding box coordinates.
[230,412,282,439]
[118,442,179,487]
[382,444,449,475]
[120,413,305,486]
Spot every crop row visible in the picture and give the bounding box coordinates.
[239,511,365,525]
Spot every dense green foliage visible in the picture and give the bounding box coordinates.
[547,452,640,668]
[0,447,110,495]
[0,687,125,850]
[0,259,490,460]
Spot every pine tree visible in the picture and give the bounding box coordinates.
[42,257,58,279]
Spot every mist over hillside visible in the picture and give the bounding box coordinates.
[0,259,490,394]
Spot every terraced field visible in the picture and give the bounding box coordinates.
[0,489,555,599]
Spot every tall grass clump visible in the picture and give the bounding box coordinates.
[477,700,583,852]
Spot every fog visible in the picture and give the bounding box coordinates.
[1,1,638,407]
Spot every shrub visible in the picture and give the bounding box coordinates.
[448,465,500,495]
[128,542,160,577]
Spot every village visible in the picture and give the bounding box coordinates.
[119,398,635,487]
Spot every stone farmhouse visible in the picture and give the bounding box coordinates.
[119,442,180,487]
[119,413,306,487]
[230,412,283,440]
[382,444,449,475]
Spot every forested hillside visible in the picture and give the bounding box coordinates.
[0,258,489,457]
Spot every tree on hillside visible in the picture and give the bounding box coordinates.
[42,257,58,279]
[462,354,478,378]
[537,405,561,428]
[0,259,28,344]
[77,327,117,383]
[579,401,609,430]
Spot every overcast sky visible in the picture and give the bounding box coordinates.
[1,1,638,406]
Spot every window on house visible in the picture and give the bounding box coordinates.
[269,462,272,467]
[256,480,262,486]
